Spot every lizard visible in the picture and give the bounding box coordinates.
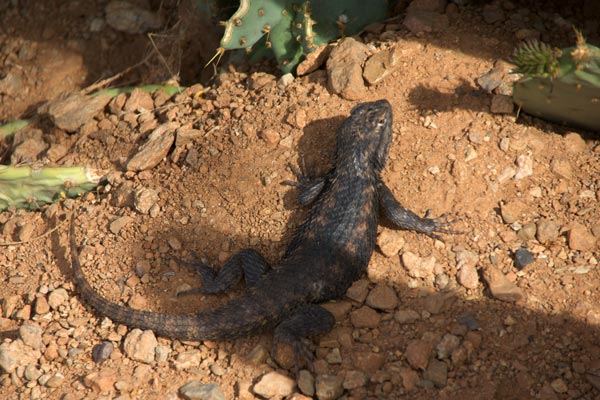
[69,99,457,369]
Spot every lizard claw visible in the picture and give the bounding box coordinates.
[271,335,315,377]
[421,211,463,240]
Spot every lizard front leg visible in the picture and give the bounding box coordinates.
[378,180,460,240]
[282,160,329,206]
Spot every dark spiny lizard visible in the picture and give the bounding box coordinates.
[69,99,457,369]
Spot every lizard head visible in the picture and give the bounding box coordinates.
[336,99,393,175]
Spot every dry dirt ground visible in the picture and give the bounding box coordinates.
[1,1,600,399]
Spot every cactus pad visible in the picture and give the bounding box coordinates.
[512,31,600,131]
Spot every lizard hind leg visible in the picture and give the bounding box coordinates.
[177,249,270,296]
[272,304,335,375]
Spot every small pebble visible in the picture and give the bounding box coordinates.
[123,329,158,363]
[315,375,344,400]
[178,381,226,400]
[92,341,114,363]
[253,371,295,398]
[514,248,534,270]
[297,370,315,397]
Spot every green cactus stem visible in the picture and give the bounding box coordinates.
[215,0,389,73]
[0,120,30,139]
[0,166,103,211]
[512,30,600,131]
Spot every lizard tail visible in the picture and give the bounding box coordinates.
[68,217,249,341]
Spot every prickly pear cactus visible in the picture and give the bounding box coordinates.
[0,166,103,211]
[512,31,600,131]
[215,0,389,73]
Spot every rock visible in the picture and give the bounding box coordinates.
[174,350,202,370]
[297,44,332,76]
[365,283,398,310]
[363,46,400,85]
[247,72,276,91]
[134,188,159,214]
[45,372,65,388]
[550,158,572,179]
[105,1,161,34]
[424,359,448,387]
[2,295,19,318]
[260,128,280,145]
[517,222,537,241]
[47,288,69,310]
[321,300,352,321]
[326,38,369,100]
[19,323,43,350]
[349,306,381,328]
[92,341,114,363]
[482,267,523,302]
[286,108,308,129]
[245,344,268,366]
[109,215,134,234]
[111,181,135,208]
[403,10,449,34]
[500,200,526,224]
[315,375,344,400]
[457,313,479,330]
[297,369,315,397]
[436,334,461,359]
[352,352,385,373]
[394,309,420,324]
[455,248,479,289]
[402,252,436,280]
[10,134,48,164]
[155,345,171,363]
[46,92,112,132]
[423,291,457,314]
[0,339,42,373]
[277,73,294,89]
[490,94,514,114]
[536,219,559,244]
[477,67,504,92]
[123,329,158,363]
[482,4,505,24]
[377,229,405,257]
[179,381,226,400]
[15,304,31,320]
[176,129,202,148]
[568,224,596,251]
[405,339,432,370]
[343,370,367,390]
[514,154,533,180]
[24,364,42,381]
[34,295,50,315]
[346,279,370,303]
[84,369,117,392]
[564,132,587,153]
[253,371,295,398]
[514,248,534,270]
[400,367,419,391]
[126,122,177,171]
[124,88,154,112]
[550,378,568,393]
